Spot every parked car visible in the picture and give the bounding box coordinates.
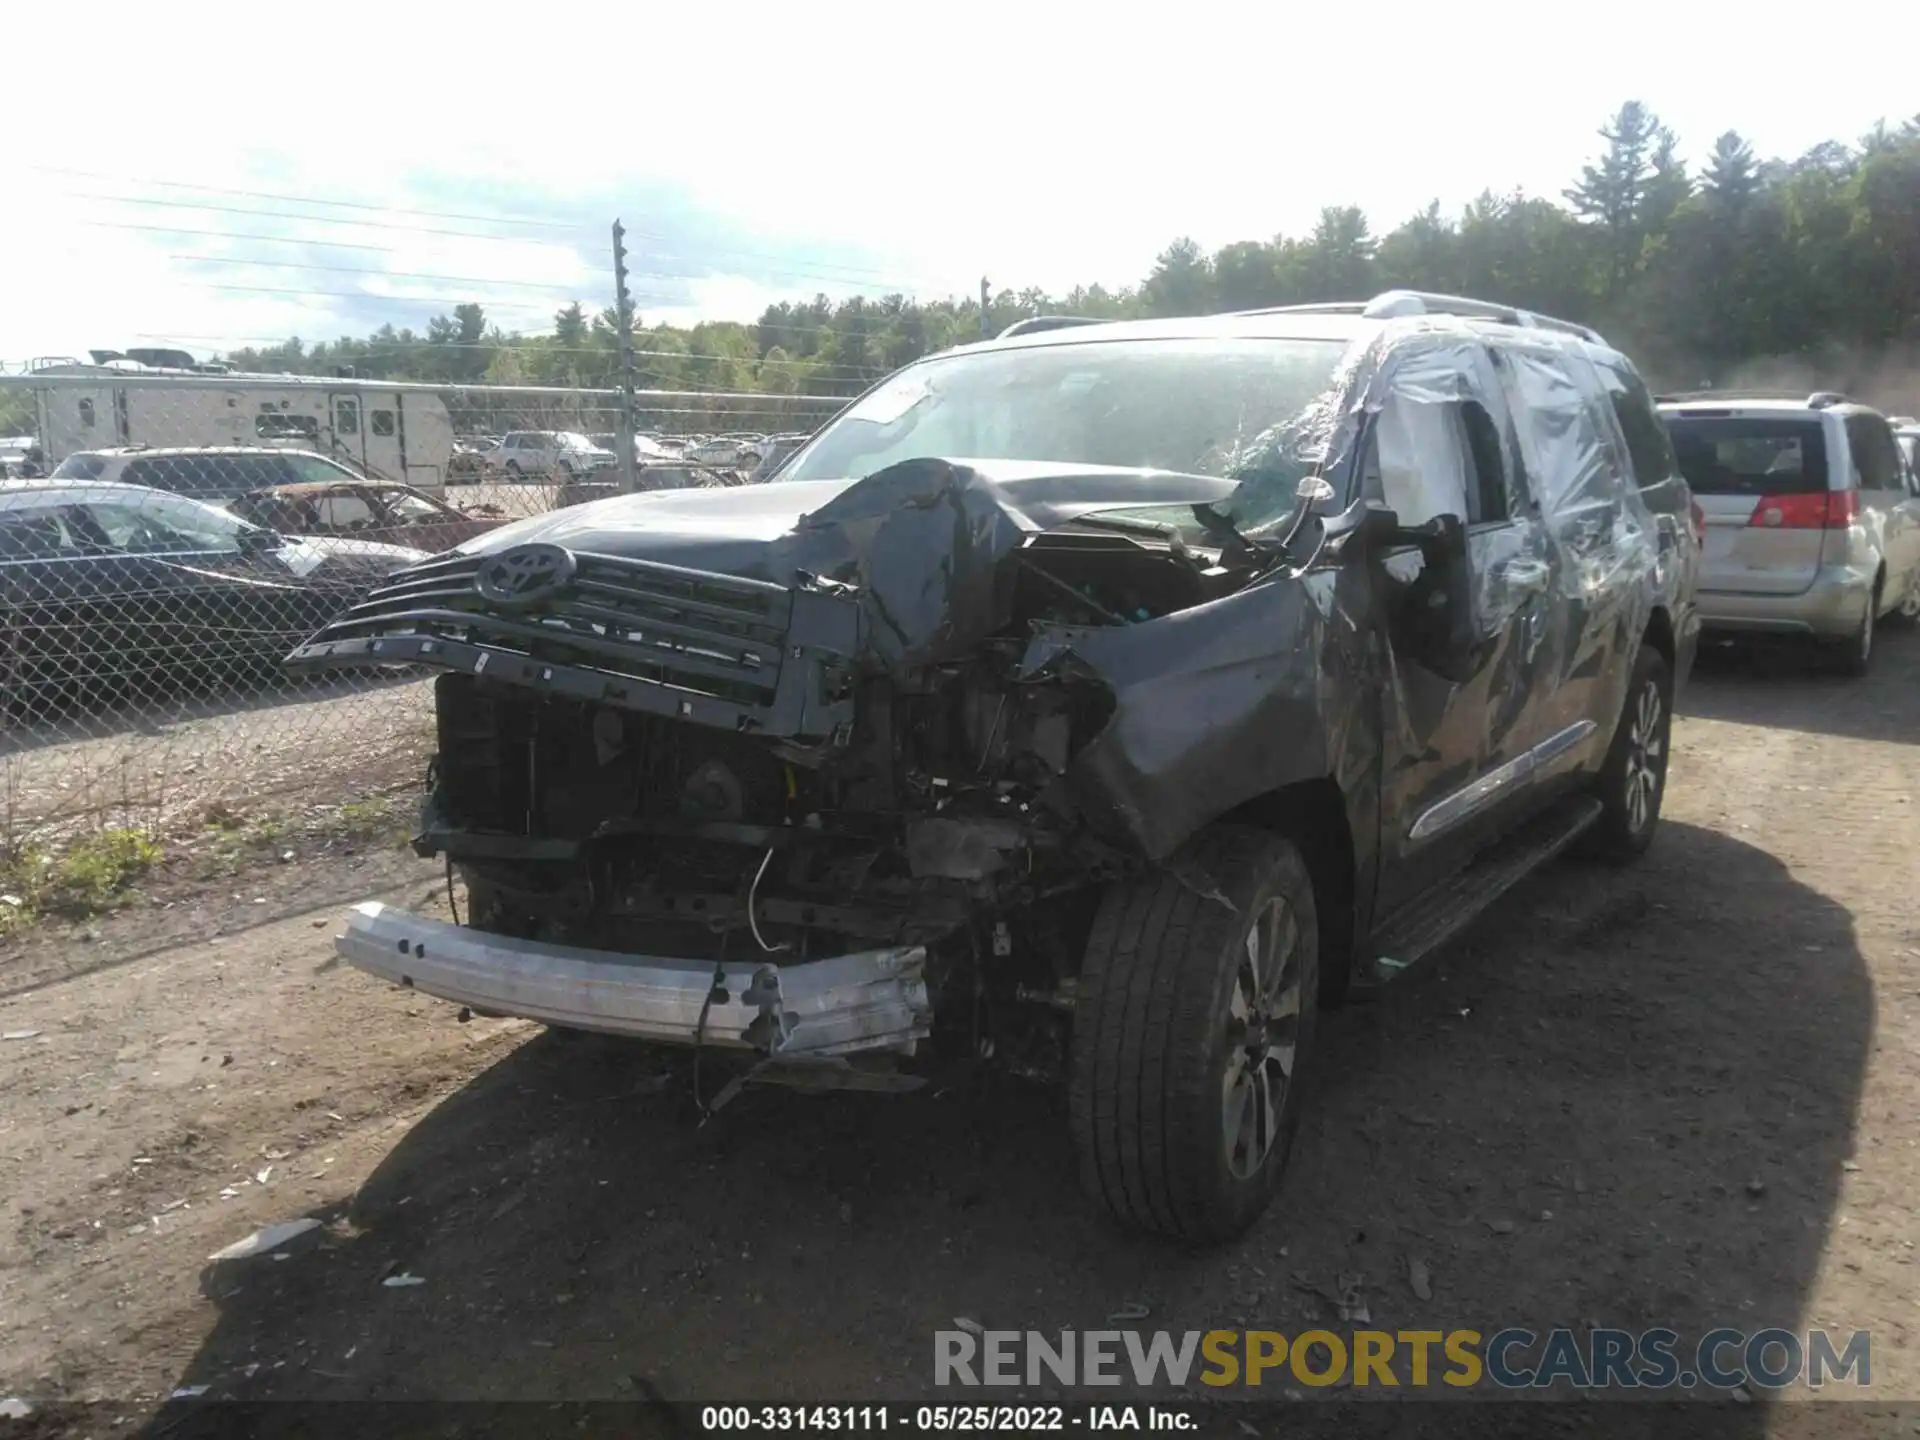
[493,431,616,478]
[49,446,370,506]
[744,432,816,483]
[0,480,427,711]
[1894,417,1919,486]
[1658,392,1920,671]
[231,479,507,554]
[684,434,765,468]
[294,289,1697,1242]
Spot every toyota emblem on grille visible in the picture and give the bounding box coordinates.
[474,543,576,606]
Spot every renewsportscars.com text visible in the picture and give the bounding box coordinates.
[934,1327,1871,1391]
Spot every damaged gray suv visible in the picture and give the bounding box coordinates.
[292,289,1701,1242]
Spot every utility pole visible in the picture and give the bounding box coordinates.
[980,276,990,340]
[612,220,638,492]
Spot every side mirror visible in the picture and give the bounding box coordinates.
[1358,505,1467,564]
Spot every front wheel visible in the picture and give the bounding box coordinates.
[1070,826,1320,1242]
[1893,566,1920,625]
[1583,642,1672,862]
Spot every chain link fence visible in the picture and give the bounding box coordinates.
[0,368,847,867]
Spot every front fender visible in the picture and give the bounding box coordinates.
[1023,566,1380,863]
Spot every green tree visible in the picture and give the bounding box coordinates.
[1141,238,1213,316]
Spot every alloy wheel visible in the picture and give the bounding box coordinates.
[1222,896,1305,1180]
[1623,679,1665,834]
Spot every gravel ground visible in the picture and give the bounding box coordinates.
[0,630,1916,1435]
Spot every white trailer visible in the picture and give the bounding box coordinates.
[25,360,457,490]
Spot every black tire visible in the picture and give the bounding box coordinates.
[1890,566,1920,627]
[1070,825,1320,1243]
[1833,586,1877,676]
[505,461,523,478]
[1583,642,1672,862]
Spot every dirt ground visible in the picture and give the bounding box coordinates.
[2,630,1917,1429]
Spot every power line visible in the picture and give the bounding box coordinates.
[87,216,951,296]
[165,252,603,294]
[28,164,589,231]
[200,282,566,309]
[64,193,962,291]
[62,190,571,242]
[41,166,957,286]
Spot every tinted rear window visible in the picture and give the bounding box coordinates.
[49,454,109,480]
[1663,416,1829,496]
[122,454,288,500]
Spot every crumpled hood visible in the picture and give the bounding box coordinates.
[451,458,1236,670]
[454,458,1235,574]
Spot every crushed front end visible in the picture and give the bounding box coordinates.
[288,460,1236,1088]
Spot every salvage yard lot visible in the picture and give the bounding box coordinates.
[0,633,1916,1418]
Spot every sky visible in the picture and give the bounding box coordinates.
[2,0,1913,364]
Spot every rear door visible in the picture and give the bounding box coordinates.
[1369,340,1561,911]
[1662,410,1829,595]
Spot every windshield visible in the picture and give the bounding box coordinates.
[556,432,599,451]
[386,490,449,519]
[283,453,354,485]
[778,338,1351,509]
[97,489,269,549]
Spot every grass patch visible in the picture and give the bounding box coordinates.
[0,827,163,934]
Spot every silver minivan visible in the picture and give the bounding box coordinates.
[1658,393,1920,673]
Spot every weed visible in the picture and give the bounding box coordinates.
[0,827,163,934]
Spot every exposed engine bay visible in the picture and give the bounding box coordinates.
[418,528,1241,1077]
[290,457,1331,1083]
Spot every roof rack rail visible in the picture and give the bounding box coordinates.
[996,315,1109,339]
[1806,390,1849,409]
[1236,290,1606,345]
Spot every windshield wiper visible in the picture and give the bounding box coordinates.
[1201,463,1336,570]
[1065,511,1177,538]
[1189,500,1256,564]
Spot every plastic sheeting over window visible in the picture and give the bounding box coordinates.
[1367,393,1471,527]
[1291,322,1658,618]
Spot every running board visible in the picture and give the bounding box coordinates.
[1367,795,1603,985]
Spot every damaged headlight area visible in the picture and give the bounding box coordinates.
[290,458,1268,1087]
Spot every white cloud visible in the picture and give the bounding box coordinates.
[4,0,1915,358]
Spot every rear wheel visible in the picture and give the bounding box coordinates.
[505,461,523,478]
[1070,826,1319,1242]
[1583,643,1672,862]
[1833,585,1877,676]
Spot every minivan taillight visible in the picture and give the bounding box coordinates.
[1688,497,1706,545]
[1748,490,1857,530]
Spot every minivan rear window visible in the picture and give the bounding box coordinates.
[1663,416,1829,496]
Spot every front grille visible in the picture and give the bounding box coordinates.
[286,549,862,739]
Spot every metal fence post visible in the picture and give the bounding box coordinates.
[613,221,638,492]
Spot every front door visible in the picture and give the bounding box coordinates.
[358,392,407,485]
[1369,342,1562,914]
[330,394,366,476]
